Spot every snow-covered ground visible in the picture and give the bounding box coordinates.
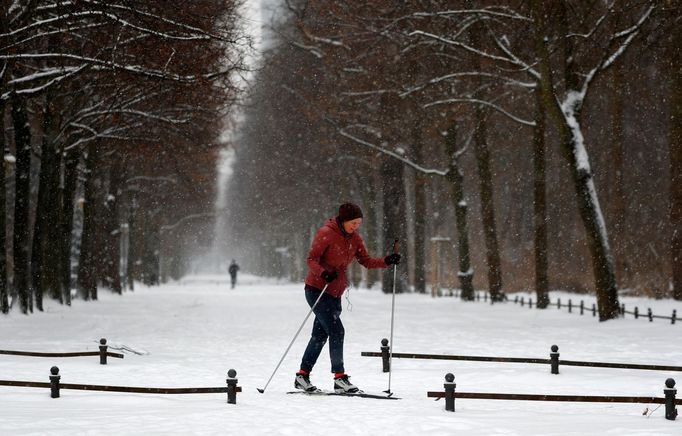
[1,275,681,435]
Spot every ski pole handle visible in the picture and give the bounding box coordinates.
[392,239,399,254]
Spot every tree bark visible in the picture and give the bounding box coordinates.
[533,89,549,308]
[444,122,475,300]
[670,5,682,300]
[11,94,32,314]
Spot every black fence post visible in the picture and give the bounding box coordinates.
[99,338,108,365]
[557,298,561,310]
[568,300,572,313]
[580,300,584,315]
[634,307,639,319]
[550,345,560,375]
[529,298,533,309]
[226,369,238,404]
[444,373,456,412]
[381,338,390,373]
[648,308,653,322]
[592,303,596,317]
[672,310,677,325]
[665,378,677,420]
[50,366,60,398]
[521,297,524,307]
[621,304,625,317]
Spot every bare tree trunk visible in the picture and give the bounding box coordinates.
[0,3,9,314]
[610,62,629,288]
[412,123,427,294]
[0,100,8,314]
[102,157,123,293]
[126,191,139,291]
[11,94,32,314]
[670,6,682,300]
[32,92,61,308]
[444,122,475,300]
[77,142,102,300]
[380,152,407,294]
[365,190,380,290]
[60,149,79,305]
[532,0,619,320]
[473,108,503,301]
[469,10,502,301]
[533,90,549,308]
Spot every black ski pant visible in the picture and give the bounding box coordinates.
[299,285,344,374]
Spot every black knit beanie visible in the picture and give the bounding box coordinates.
[338,202,363,222]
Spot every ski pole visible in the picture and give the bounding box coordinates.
[385,239,399,396]
[257,283,330,394]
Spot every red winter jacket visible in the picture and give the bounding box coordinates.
[305,218,388,297]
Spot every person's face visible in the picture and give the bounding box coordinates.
[343,218,362,234]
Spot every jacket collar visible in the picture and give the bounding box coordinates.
[335,216,351,237]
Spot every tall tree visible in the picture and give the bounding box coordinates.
[670,0,682,300]
[11,94,32,314]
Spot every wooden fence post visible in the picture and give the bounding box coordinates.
[665,378,677,420]
[673,310,677,325]
[99,338,108,365]
[550,345,559,375]
[381,338,390,373]
[50,366,60,398]
[444,373,456,412]
[226,369,238,404]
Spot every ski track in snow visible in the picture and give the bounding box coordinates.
[1,275,680,435]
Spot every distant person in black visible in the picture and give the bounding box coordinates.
[228,260,240,289]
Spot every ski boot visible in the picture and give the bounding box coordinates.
[334,374,360,393]
[294,372,318,392]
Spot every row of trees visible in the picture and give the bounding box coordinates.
[1,1,247,315]
[228,0,682,321]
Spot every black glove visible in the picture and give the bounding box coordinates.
[321,270,338,283]
[384,253,401,265]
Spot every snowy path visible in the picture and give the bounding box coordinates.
[1,275,680,435]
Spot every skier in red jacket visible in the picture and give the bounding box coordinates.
[294,203,401,393]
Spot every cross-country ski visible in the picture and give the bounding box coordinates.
[287,390,400,400]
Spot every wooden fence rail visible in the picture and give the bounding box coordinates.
[0,339,123,364]
[0,367,241,404]
[428,373,679,420]
[362,340,682,373]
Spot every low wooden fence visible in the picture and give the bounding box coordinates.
[428,373,680,420]
[0,366,242,404]
[0,338,124,364]
[451,290,679,324]
[362,339,682,374]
